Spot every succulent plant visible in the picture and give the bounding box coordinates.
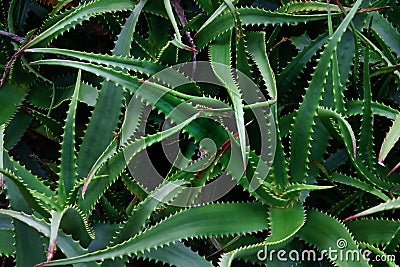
[0,0,399,266]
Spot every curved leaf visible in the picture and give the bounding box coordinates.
[77,111,200,214]
[379,114,400,164]
[138,241,213,267]
[26,48,164,76]
[345,219,400,246]
[0,209,98,267]
[195,7,338,52]
[209,30,247,173]
[266,202,305,244]
[39,202,268,265]
[298,209,369,266]
[27,0,135,48]
[76,2,146,184]
[289,0,363,183]
[344,198,400,221]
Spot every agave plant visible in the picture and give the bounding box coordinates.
[0,0,399,266]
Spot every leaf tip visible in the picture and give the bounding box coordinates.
[387,162,400,177]
[343,213,360,222]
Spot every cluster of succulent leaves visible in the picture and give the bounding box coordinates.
[0,0,399,266]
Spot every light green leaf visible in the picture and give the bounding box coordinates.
[379,114,400,164]
[344,198,400,221]
[0,209,98,267]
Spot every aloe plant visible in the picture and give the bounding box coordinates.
[0,0,399,266]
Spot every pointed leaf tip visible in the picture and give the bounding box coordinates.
[81,183,88,200]
[81,168,93,200]
[387,162,400,177]
[343,214,360,222]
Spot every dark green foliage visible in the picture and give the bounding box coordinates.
[0,0,399,266]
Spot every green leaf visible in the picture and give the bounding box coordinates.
[277,1,349,14]
[218,242,266,267]
[236,151,291,207]
[209,30,247,173]
[164,0,182,41]
[81,138,117,200]
[39,202,268,265]
[77,111,200,214]
[49,0,74,17]
[277,32,328,95]
[32,53,282,211]
[327,2,352,120]
[359,44,374,168]
[355,30,400,80]
[27,0,135,48]
[0,167,56,217]
[371,64,400,77]
[289,0,363,183]
[193,0,215,15]
[0,229,15,257]
[370,12,400,56]
[246,32,276,99]
[347,100,399,121]
[4,154,55,199]
[246,31,289,188]
[359,243,397,267]
[195,7,337,53]
[332,172,389,201]
[195,2,227,34]
[31,58,239,173]
[60,207,94,248]
[265,202,305,244]
[26,48,164,76]
[58,70,81,205]
[138,241,214,267]
[4,109,32,150]
[78,83,98,106]
[0,81,29,125]
[282,184,333,195]
[77,2,146,183]
[114,0,149,55]
[76,77,123,182]
[345,219,400,246]
[318,107,357,159]
[344,198,400,221]
[29,109,64,138]
[2,156,47,266]
[0,209,98,267]
[298,209,369,266]
[120,95,143,144]
[112,180,186,245]
[319,108,390,190]
[379,114,400,164]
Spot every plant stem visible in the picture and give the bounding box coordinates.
[170,0,197,69]
[0,36,35,88]
[0,30,24,43]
